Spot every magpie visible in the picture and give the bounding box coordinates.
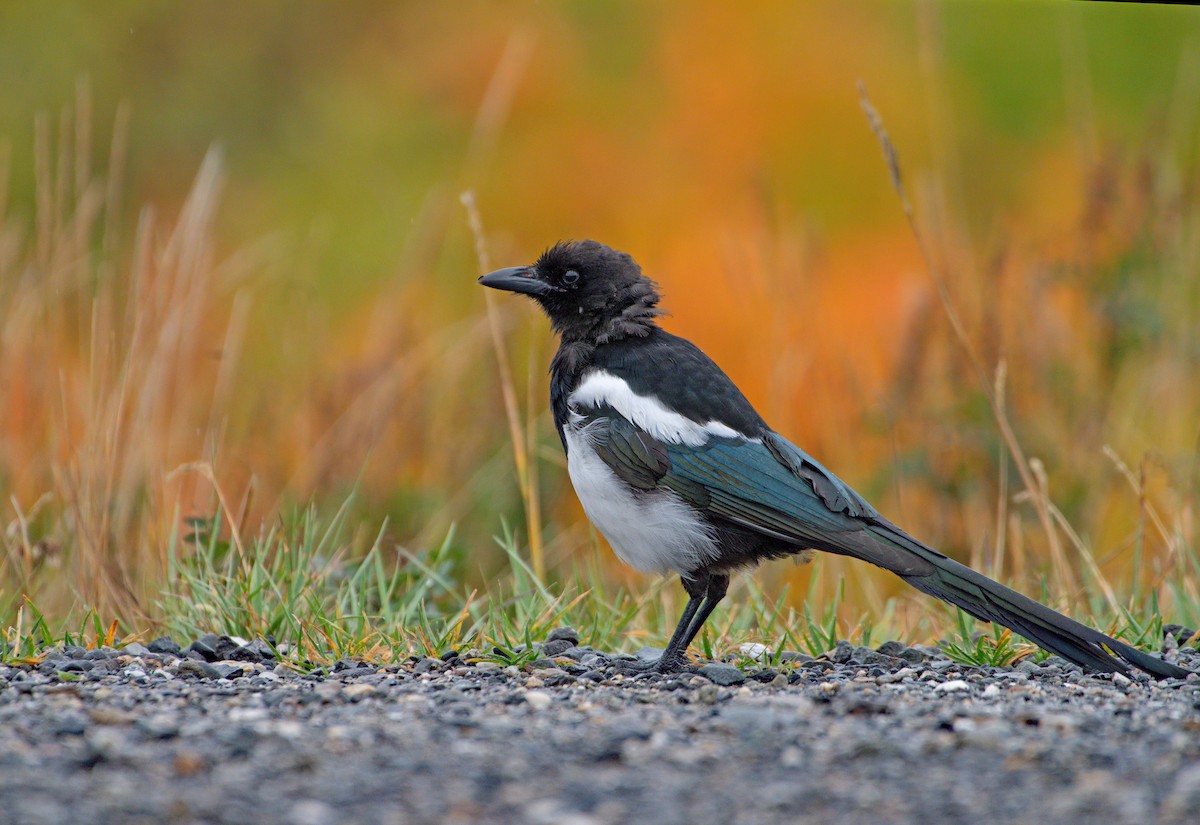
[479,239,1187,679]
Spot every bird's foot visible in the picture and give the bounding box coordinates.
[611,654,693,676]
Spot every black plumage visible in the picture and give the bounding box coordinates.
[479,239,1187,680]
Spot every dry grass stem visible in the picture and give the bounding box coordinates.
[461,190,545,578]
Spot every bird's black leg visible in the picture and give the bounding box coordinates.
[679,573,730,652]
[614,573,710,674]
[656,573,713,670]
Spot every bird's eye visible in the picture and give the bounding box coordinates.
[562,269,580,286]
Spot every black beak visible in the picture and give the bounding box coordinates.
[478,266,551,296]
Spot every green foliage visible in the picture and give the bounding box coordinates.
[940,610,1038,669]
[1,599,121,665]
[795,578,877,658]
[161,496,472,664]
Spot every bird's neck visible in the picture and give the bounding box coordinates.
[549,339,594,438]
[550,339,595,383]
[553,298,661,348]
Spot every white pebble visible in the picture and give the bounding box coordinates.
[524,690,552,710]
[876,667,916,685]
[934,679,970,693]
[739,643,769,661]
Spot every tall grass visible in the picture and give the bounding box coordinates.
[0,87,243,623]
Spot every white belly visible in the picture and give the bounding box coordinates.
[564,425,718,575]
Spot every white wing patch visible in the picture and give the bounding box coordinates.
[568,369,750,447]
[564,424,719,574]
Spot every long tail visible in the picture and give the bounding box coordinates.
[865,523,1189,680]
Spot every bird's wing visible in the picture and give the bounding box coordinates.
[580,407,936,576]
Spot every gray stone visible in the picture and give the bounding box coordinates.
[536,668,575,687]
[828,641,854,664]
[234,639,276,662]
[338,666,376,679]
[895,647,929,664]
[541,639,573,657]
[186,636,220,662]
[852,646,885,665]
[210,662,245,680]
[212,636,242,659]
[146,636,183,655]
[699,663,745,686]
[546,626,580,646]
[174,659,222,679]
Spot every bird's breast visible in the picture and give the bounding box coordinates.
[563,422,718,575]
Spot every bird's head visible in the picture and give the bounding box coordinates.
[478,240,663,343]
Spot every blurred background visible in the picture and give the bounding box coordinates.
[1,1,1198,641]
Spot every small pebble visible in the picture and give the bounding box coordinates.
[524,690,552,710]
[698,664,745,686]
[739,643,769,660]
[546,627,580,646]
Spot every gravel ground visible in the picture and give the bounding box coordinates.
[2,629,1199,825]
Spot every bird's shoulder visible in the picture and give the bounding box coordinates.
[580,328,768,437]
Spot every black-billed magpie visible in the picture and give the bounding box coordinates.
[479,239,1187,679]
